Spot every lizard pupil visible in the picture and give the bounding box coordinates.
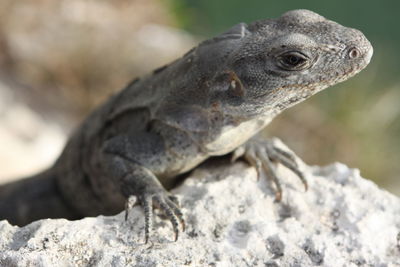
[285,55,303,66]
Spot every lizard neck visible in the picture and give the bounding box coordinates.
[204,113,274,156]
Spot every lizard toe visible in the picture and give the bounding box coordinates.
[153,194,183,241]
[139,195,154,244]
[238,137,308,200]
[243,149,263,180]
[128,192,185,243]
[166,196,185,232]
[265,141,308,191]
[256,148,283,201]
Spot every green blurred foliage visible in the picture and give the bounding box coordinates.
[168,0,400,193]
[170,0,399,75]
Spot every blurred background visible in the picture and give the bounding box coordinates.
[0,0,399,195]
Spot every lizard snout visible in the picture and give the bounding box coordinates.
[345,31,373,66]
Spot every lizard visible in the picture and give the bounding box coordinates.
[0,9,372,243]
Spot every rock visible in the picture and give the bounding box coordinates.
[0,161,399,266]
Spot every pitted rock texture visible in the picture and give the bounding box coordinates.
[1,161,399,267]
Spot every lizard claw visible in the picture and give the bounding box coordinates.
[124,195,137,221]
[167,195,186,232]
[118,162,185,244]
[232,137,307,201]
[126,192,185,243]
[153,194,185,241]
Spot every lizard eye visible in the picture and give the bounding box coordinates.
[277,51,310,71]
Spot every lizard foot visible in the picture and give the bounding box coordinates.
[105,138,186,243]
[125,191,185,243]
[232,137,307,201]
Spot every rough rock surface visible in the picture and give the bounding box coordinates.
[0,160,399,266]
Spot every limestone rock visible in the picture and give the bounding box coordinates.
[1,161,399,266]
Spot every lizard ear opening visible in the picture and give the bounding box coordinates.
[227,71,245,98]
[211,71,246,107]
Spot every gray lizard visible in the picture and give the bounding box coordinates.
[0,9,372,243]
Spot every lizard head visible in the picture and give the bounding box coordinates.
[215,9,373,118]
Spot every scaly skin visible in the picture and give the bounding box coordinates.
[0,10,373,243]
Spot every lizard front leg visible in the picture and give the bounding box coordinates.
[101,135,185,243]
[232,137,307,201]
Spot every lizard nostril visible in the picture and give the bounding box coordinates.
[348,47,361,59]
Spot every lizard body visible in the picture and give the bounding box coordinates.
[0,10,372,242]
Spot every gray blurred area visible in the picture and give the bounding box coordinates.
[0,0,195,181]
[0,0,399,195]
